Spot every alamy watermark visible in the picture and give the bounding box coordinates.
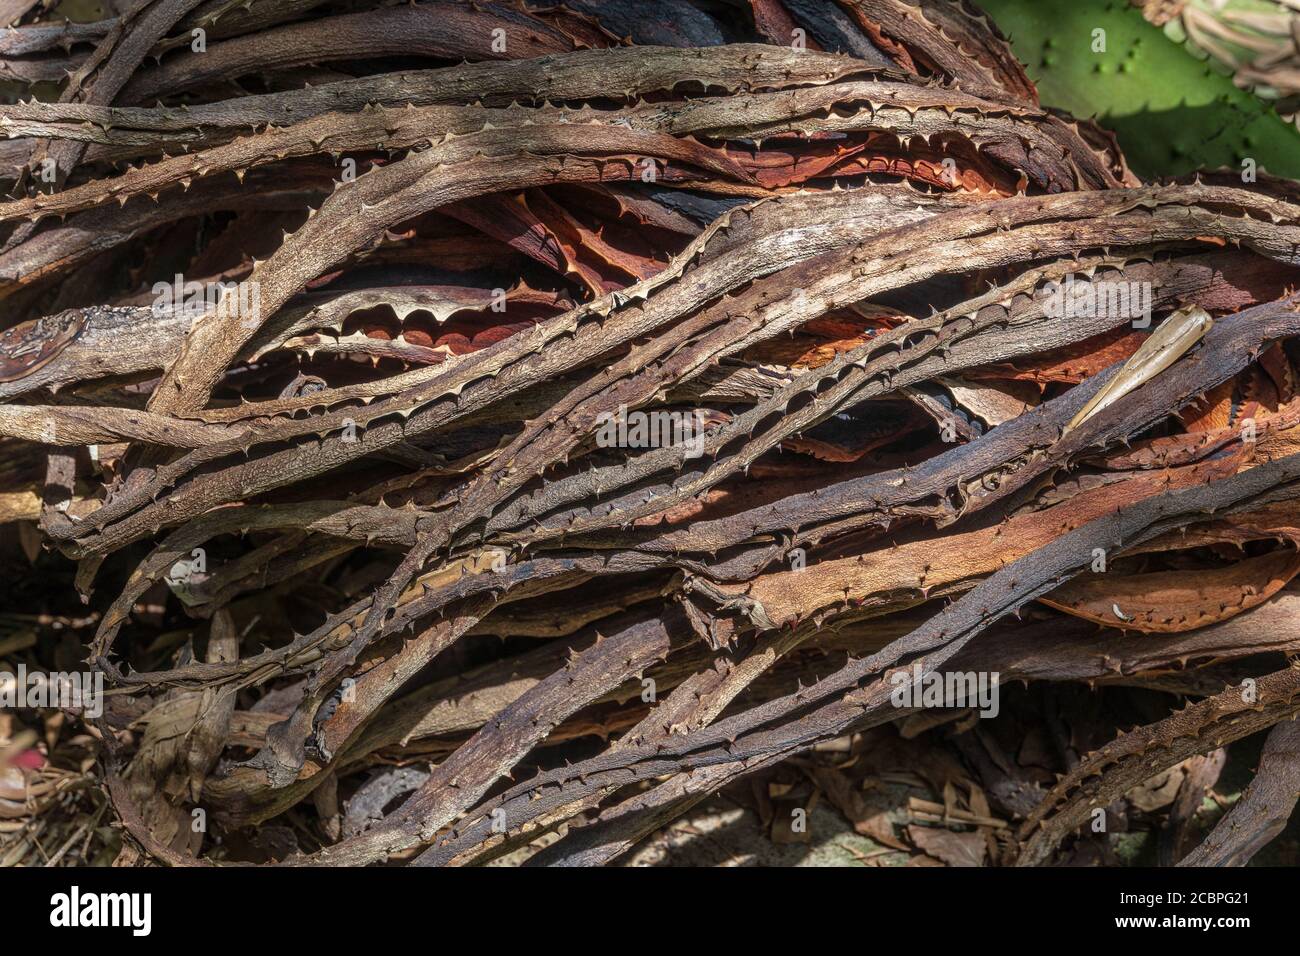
[1042,276,1153,328]
[152,273,261,328]
[50,887,151,936]
[595,404,705,459]
[889,662,1000,718]
[0,664,103,718]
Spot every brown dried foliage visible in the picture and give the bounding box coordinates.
[2,0,1300,868]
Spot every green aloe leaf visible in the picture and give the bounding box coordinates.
[977,0,1300,179]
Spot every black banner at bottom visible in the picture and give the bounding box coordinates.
[3,864,1275,945]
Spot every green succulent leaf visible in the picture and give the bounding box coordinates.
[978,0,1300,179]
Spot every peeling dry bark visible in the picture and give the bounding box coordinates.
[1178,718,1300,866]
[3,0,1300,868]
